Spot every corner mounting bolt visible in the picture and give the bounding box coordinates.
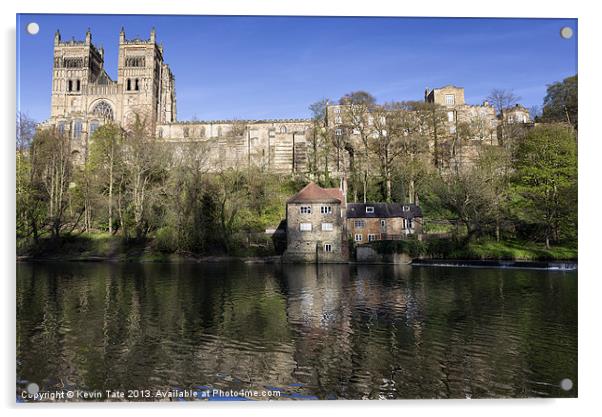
[26,22,39,35]
[560,27,573,39]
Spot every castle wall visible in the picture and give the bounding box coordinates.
[426,85,466,106]
[157,120,311,173]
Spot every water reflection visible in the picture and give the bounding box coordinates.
[16,262,577,400]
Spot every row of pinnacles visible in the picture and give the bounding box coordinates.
[44,29,532,171]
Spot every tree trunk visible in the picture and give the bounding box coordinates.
[495,221,500,242]
[363,171,368,203]
[409,179,415,204]
[108,158,113,234]
[386,176,392,203]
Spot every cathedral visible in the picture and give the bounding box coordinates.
[44,28,526,172]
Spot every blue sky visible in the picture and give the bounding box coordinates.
[17,14,577,122]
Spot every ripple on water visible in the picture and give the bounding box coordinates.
[16,262,577,400]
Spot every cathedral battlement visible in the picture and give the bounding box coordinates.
[167,118,313,125]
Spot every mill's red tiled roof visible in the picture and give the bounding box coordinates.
[323,188,346,207]
[287,182,345,206]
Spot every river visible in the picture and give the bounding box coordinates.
[16,262,577,400]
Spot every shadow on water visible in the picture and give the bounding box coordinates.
[16,262,577,400]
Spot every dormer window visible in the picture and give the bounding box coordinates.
[403,205,410,212]
[366,206,374,214]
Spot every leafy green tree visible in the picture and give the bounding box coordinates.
[475,145,513,241]
[16,113,45,242]
[511,125,577,247]
[428,169,497,240]
[542,75,578,130]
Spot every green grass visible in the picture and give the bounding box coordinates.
[453,239,577,261]
[368,237,577,261]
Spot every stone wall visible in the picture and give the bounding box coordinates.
[157,120,311,173]
[426,85,466,106]
[283,202,347,262]
[356,246,412,264]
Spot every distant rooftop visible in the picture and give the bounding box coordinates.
[347,202,422,219]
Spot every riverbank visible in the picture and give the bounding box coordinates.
[368,238,578,262]
[17,233,282,264]
[17,234,577,263]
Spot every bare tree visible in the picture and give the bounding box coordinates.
[31,128,72,237]
[411,101,449,172]
[214,167,247,253]
[16,112,36,153]
[88,123,124,234]
[340,91,376,202]
[486,89,520,146]
[123,113,167,239]
[370,102,412,202]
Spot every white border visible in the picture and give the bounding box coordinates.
[2,1,600,417]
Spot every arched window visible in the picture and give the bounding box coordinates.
[91,101,114,121]
[89,121,100,136]
[280,125,287,134]
[73,120,83,139]
[158,128,163,138]
[127,79,131,91]
[57,121,65,135]
[135,79,140,91]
